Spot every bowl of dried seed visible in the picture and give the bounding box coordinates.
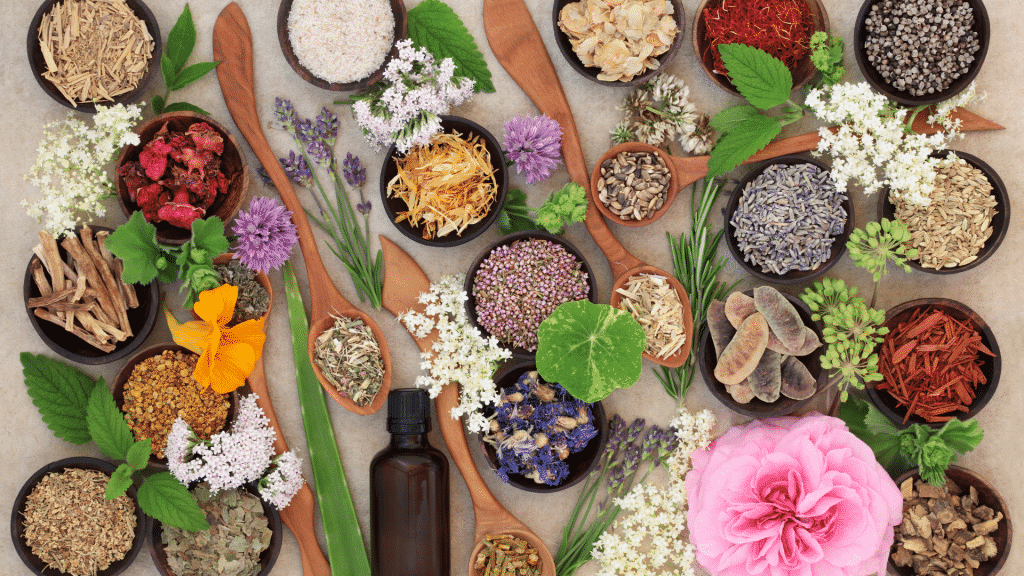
[591,144,678,226]
[27,0,160,112]
[11,456,150,576]
[725,155,853,285]
[879,150,1009,274]
[854,0,990,106]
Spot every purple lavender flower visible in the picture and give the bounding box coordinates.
[625,418,646,443]
[274,98,298,135]
[280,150,312,187]
[503,114,564,185]
[343,153,367,188]
[256,166,274,188]
[305,109,340,166]
[232,196,299,274]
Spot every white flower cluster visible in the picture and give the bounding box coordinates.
[23,103,142,236]
[613,74,713,154]
[259,452,305,509]
[805,82,980,206]
[398,274,511,433]
[591,407,715,576]
[351,39,475,154]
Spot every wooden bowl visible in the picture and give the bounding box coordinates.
[878,150,1009,275]
[608,264,694,367]
[698,289,825,419]
[692,0,828,95]
[380,115,509,247]
[724,154,853,285]
[590,143,679,227]
[115,112,249,246]
[477,360,608,493]
[10,457,151,576]
[23,226,160,365]
[27,0,161,112]
[866,298,1000,428]
[890,465,1012,576]
[551,0,685,87]
[854,0,990,107]
[464,231,599,359]
[277,0,408,92]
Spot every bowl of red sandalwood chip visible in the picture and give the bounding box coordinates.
[867,298,1000,428]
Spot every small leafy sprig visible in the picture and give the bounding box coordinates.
[497,189,536,234]
[847,218,918,307]
[406,0,494,92]
[151,5,219,115]
[497,183,588,235]
[808,32,845,89]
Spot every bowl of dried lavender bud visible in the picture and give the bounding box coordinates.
[854,0,990,106]
[890,465,1011,576]
[27,0,160,112]
[11,456,150,576]
[465,231,597,359]
[479,361,607,492]
[725,155,852,285]
[879,150,1009,274]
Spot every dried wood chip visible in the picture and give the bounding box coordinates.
[616,273,685,358]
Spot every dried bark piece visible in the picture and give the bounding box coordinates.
[714,312,768,385]
[746,350,782,403]
[707,299,735,358]
[753,286,805,350]
[780,355,817,400]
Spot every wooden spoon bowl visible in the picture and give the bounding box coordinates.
[308,312,390,415]
[608,264,693,367]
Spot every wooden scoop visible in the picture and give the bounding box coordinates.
[213,2,391,415]
[378,235,556,576]
[483,0,692,367]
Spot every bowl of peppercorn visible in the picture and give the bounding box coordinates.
[854,0,990,106]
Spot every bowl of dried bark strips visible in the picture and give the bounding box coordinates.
[698,286,826,419]
[27,0,160,112]
[11,456,150,576]
[879,150,1009,274]
[23,226,160,366]
[867,298,1000,428]
[890,465,1011,576]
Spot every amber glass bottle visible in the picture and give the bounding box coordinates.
[370,388,450,576]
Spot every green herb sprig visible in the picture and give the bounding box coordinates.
[846,218,918,307]
[152,5,219,115]
[808,32,845,89]
[497,182,588,235]
[406,0,494,92]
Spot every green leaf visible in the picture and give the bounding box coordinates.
[864,402,904,438]
[706,114,782,178]
[87,385,136,461]
[709,105,761,133]
[151,94,165,115]
[189,217,230,259]
[407,0,494,93]
[170,61,220,91]
[106,463,134,500]
[166,4,197,73]
[105,211,162,285]
[20,353,101,444]
[535,300,646,403]
[160,101,211,115]
[718,43,793,110]
[161,53,176,91]
[137,472,210,531]
[126,438,152,471]
[838,394,870,437]
[935,419,983,453]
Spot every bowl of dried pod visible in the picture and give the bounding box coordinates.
[890,465,1011,576]
[27,0,161,112]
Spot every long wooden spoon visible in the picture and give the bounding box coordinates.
[213,2,391,415]
[378,235,557,576]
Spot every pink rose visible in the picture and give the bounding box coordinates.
[686,413,902,576]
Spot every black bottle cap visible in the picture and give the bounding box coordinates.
[387,388,432,435]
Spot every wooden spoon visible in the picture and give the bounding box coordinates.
[213,2,391,415]
[378,235,557,576]
[482,0,692,367]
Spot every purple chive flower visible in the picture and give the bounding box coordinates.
[232,196,299,274]
[503,114,564,185]
[280,151,312,187]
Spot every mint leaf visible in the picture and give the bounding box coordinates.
[706,114,781,178]
[21,353,100,444]
[87,385,136,461]
[167,4,197,73]
[709,105,761,134]
[719,43,793,110]
[161,102,211,115]
[407,0,494,93]
[105,211,162,285]
[138,472,210,531]
[126,438,152,471]
[170,61,220,91]
[106,463,134,500]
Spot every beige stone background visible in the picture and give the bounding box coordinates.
[1,0,1020,574]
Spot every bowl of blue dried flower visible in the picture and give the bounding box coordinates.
[479,360,608,493]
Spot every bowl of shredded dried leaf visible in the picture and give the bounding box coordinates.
[380,115,508,247]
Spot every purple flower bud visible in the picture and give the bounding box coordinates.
[343,153,367,188]
[256,166,274,188]
[274,98,298,135]
[626,418,646,443]
[279,151,312,188]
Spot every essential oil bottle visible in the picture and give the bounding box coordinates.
[370,388,450,576]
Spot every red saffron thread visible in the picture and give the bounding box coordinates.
[702,0,813,76]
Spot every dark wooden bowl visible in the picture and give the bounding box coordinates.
[692,0,828,95]
[866,298,1000,428]
[115,112,249,246]
[699,289,825,418]
[23,226,160,365]
[380,115,509,247]
[149,483,282,576]
[724,154,853,285]
[277,0,408,91]
[552,0,685,87]
[477,360,608,493]
[878,150,1009,275]
[854,0,990,107]
[27,0,161,112]
[11,457,151,576]
[464,231,599,359]
[890,465,1012,576]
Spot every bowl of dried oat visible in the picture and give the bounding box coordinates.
[27,0,160,112]
[879,150,1009,274]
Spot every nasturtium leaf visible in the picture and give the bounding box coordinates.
[535,300,645,403]
[138,472,210,531]
[719,43,793,110]
[20,353,101,444]
[105,211,162,285]
[87,385,136,461]
[126,438,152,471]
[706,114,781,178]
[407,0,495,93]
[106,463,134,500]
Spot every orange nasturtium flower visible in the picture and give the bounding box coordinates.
[165,284,266,394]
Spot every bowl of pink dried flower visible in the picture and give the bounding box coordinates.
[115,112,249,246]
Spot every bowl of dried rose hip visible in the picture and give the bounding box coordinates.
[115,112,249,246]
[867,298,1000,428]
